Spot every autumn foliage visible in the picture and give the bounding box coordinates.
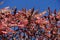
[0,7,60,40]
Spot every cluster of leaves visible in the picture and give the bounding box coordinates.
[0,7,60,40]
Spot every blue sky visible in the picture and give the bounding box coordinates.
[0,0,60,12]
